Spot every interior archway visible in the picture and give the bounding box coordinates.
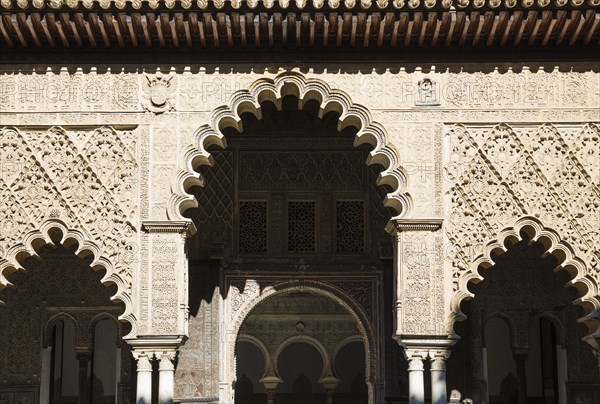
[448,230,600,404]
[177,80,397,403]
[0,238,133,404]
[233,290,370,404]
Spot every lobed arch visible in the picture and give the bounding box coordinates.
[449,216,600,340]
[228,280,377,404]
[168,71,412,228]
[0,219,137,337]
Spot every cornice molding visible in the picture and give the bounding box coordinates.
[386,218,443,233]
[141,220,197,236]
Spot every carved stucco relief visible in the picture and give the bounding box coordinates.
[445,123,600,336]
[0,126,140,332]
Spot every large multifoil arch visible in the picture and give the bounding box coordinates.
[0,219,137,337]
[228,279,378,404]
[168,71,412,227]
[449,216,600,340]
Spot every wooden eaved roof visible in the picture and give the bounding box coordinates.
[0,0,598,50]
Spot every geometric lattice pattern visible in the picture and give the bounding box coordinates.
[196,152,234,229]
[240,151,363,191]
[446,123,600,291]
[288,201,316,253]
[336,201,365,254]
[239,201,268,255]
[0,126,138,290]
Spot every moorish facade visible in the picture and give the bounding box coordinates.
[0,1,599,404]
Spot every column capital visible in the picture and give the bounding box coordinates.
[133,352,153,372]
[157,351,177,371]
[429,349,451,371]
[404,348,428,361]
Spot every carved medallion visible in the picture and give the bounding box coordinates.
[142,73,175,114]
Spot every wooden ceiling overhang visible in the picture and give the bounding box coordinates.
[0,0,598,49]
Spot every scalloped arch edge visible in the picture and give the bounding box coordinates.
[0,219,138,338]
[449,216,600,340]
[167,71,413,226]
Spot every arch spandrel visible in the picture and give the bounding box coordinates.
[0,219,138,338]
[168,71,413,228]
[449,216,600,340]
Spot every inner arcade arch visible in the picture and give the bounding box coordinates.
[233,289,371,404]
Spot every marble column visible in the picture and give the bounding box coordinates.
[158,352,176,404]
[76,350,92,404]
[261,375,282,404]
[265,389,276,404]
[429,349,451,404]
[135,353,154,404]
[514,352,528,404]
[405,350,426,404]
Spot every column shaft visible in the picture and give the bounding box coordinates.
[406,351,426,404]
[515,353,528,404]
[158,354,175,404]
[76,351,92,404]
[136,354,153,404]
[430,350,450,404]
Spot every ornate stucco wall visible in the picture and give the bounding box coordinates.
[0,64,598,403]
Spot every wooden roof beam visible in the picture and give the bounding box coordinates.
[534,10,552,46]
[174,13,190,47]
[571,9,594,46]
[556,10,579,45]
[444,10,458,47]
[137,13,151,47]
[472,12,488,47]
[0,14,15,47]
[583,11,599,45]
[74,13,94,48]
[46,13,69,48]
[486,11,504,47]
[17,13,41,47]
[31,13,54,48]
[89,13,109,47]
[527,12,543,46]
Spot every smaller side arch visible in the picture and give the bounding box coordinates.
[332,335,364,377]
[449,216,600,339]
[0,219,137,338]
[529,311,566,348]
[44,312,80,348]
[237,333,273,379]
[273,335,333,381]
[89,312,123,347]
[482,312,517,351]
